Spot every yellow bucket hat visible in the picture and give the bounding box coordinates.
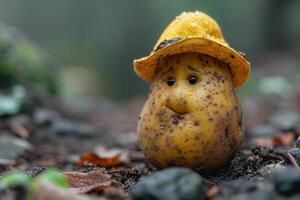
[134,11,250,87]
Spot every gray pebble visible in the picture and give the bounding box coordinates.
[251,124,280,137]
[0,134,31,159]
[129,167,207,200]
[51,119,93,137]
[269,111,300,131]
[273,167,300,196]
[33,108,59,125]
[295,137,300,148]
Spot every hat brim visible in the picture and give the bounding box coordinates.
[134,37,250,87]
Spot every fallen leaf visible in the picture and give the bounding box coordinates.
[273,132,297,146]
[33,180,106,200]
[63,171,112,194]
[251,137,274,147]
[75,146,129,167]
[251,131,297,147]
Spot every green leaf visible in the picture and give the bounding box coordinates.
[0,171,29,187]
[35,169,68,188]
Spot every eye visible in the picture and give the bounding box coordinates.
[188,75,198,85]
[167,77,175,86]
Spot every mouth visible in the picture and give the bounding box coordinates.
[165,106,188,125]
[166,105,189,115]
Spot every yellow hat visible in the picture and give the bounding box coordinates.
[134,11,250,87]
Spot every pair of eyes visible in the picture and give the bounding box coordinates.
[167,76,198,86]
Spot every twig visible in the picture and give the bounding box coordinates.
[212,172,230,185]
[202,177,215,186]
[258,151,284,161]
[108,169,122,173]
[203,172,230,187]
[287,153,300,169]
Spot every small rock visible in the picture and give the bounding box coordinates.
[252,124,280,137]
[0,86,27,117]
[0,135,31,159]
[0,95,22,117]
[51,120,93,137]
[129,167,207,200]
[269,111,300,131]
[273,167,300,196]
[288,194,300,200]
[219,178,273,197]
[258,162,285,177]
[220,179,258,197]
[295,137,300,148]
[33,108,59,125]
[219,178,274,200]
[229,191,273,200]
[10,114,31,126]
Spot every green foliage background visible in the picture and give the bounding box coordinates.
[0,0,299,100]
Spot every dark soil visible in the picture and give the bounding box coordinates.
[1,57,300,199]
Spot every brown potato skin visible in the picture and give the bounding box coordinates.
[137,53,243,170]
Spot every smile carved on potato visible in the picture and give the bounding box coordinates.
[133,11,250,170]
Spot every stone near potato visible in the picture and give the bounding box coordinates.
[129,167,207,200]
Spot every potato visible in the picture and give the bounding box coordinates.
[137,53,243,170]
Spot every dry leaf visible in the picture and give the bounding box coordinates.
[63,171,112,194]
[251,137,274,147]
[251,132,297,147]
[33,180,106,200]
[273,132,296,146]
[76,146,129,167]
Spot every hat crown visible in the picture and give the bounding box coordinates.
[134,11,250,87]
[154,11,227,51]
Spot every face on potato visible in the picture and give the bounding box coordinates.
[137,53,243,170]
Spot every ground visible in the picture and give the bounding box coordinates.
[1,54,300,199]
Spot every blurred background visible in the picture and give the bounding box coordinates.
[0,0,300,103]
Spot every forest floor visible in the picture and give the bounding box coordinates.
[1,54,300,200]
